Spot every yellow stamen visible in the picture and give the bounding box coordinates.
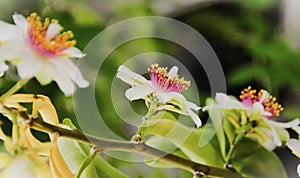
[26,13,76,56]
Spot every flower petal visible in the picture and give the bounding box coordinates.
[186,109,202,128]
[286,139,300,157]
[202,93,245,111]
[0,21,20,42]
[185,101,201,111]
[49,134,74,178]
[35,63,53,85]
[0,153,11,169]
[117,65,148,86]
[265,118,300,128]
[16,54,41,79]
[52,70,76,96]
[125,85,153,101]
[270,126,282,146]
[51,58,90,88]
[2,155,36,178]
[252,102,272,117]
[215,93,245,109]
[46,23,61,40]
[0,43,25,60]
[62,47,86,58]
[298,164,300,177]
[168,66,178,78]
[292,126,300,135]
[12,13,28,30]
[156,92,177,104]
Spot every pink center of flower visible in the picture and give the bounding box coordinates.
[240,86,284,118]
[148,63,190,93]
[26,13,76,57]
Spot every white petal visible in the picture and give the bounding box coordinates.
[0,60,8,77]
[117,65,148,86]
[165,92,186,107]
[293,126,300,135]
[270,126,282,146]
[168,66,178,78]
[16,54,41,78]
[298,164,300,177]
[258,128,276,150]
[12,13,28,30]
[265,118,300,128]
[46,23,61,40]
[62,47,86,58]
[35,63,53,85]
[186,109,202,128]
[3,155,35,178]
[166,92,200,111]
[156,92,177,103]
[286,139,300,157]
[0,21,20,42]
[258,90,270,103]
[51,58,89,88]
[52,69,75,96]
[185,101,201,111]
[0,43,25,59]
[125,85,153,101]
[252,102,272,116]
[215,93,245,109]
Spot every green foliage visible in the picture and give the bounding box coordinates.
[143,118,225,168]
[57,119,127,178]
[232,138,287,178]
[205,97,288,177]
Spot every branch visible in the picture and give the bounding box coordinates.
[27,116,243,178]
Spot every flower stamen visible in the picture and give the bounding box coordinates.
[240,86,257,107]
[26,13,76,57]
[148,63,190,93]
[257,89,284,118]
[240,86,284,118]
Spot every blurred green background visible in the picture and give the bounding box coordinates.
[0,0,299,177]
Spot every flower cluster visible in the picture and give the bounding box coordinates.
[203,86,299,150]
[0,13,89,95]
[117,63,202,127]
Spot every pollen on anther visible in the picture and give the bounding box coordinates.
[240,86,284,118]
[148,63,190,93]
[26,12,76,57]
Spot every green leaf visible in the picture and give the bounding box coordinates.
[76,152,97,178]
[58,119,127,178]
[144,119,224,167]
[57,136,92,174]
[223,112,236,145]
[145,135,189,168]
[80,161,98,178]
[232,138,287,178]
[151,111,177,121]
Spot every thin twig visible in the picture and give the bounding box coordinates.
[26,116,243,178]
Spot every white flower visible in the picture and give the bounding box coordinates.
[117,63,202,127]
[202,92,273,117]
[203,86,299,150]
[0,13,89,95]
